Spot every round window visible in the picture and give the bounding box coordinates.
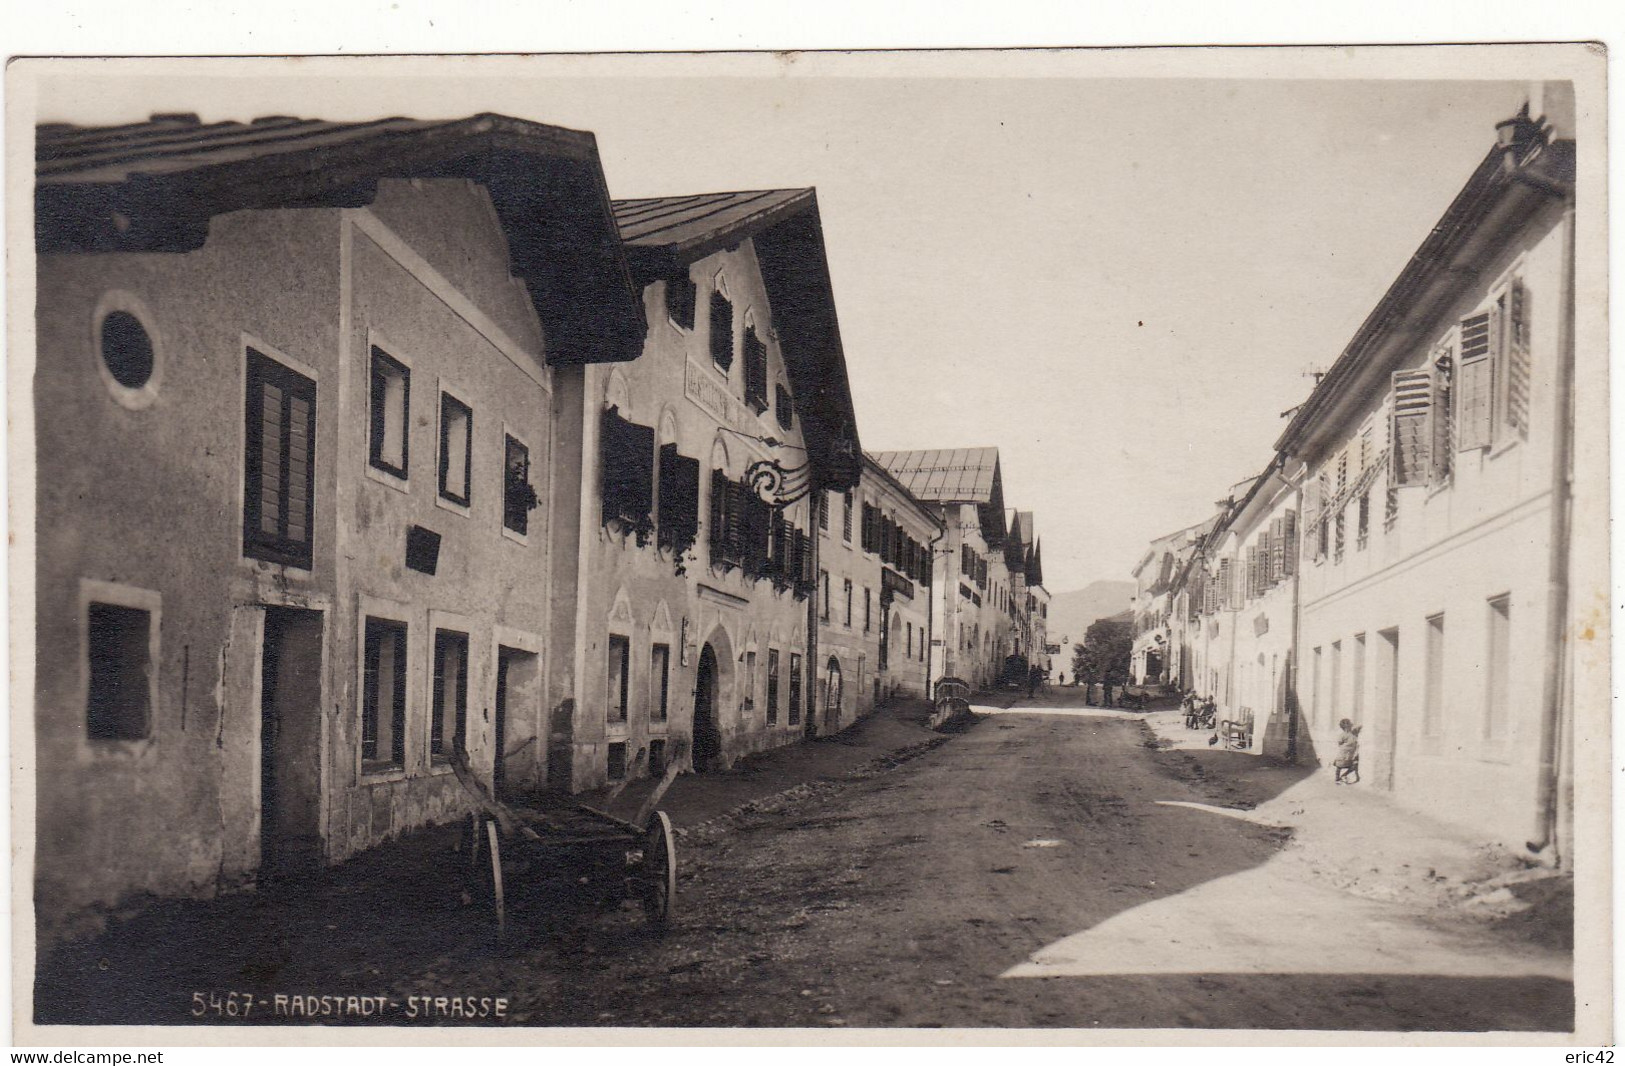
[99,310,155,389]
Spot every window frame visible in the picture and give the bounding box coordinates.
[79,579,162,751]
[367,341,412,484]
[429,624,472,767]
[607,633,631,727]
[436,383,475,513]
[766,647,780,725]
[501,427,535,542]
[360,610,411,778]
[651,642,671,724]
[1485,594,1512,746]
[91,290,164,410]
[788,652,803,726]
[242,341,318,571]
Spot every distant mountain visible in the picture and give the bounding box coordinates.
[1046,581,1137,648]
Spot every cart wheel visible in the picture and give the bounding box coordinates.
[640,810,677,930]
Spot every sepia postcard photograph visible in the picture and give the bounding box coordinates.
[5,43,1612,1047]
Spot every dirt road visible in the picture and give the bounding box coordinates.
[38,694,1572,1032]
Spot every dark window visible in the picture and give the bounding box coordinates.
[842,491,853,542]
[775,383,794,431]
[439,393,473,506]
[666,273,697,330]
[648,738,667,776]
[608,634,630,723]
[368,346,409,478]
[431,629,469,760]
[819,492,830,531]
[862,502,877,553]
[86,602,152,740]
[788,652,803,726]
[864,587,872,632]
[821,570,830,621]
[601,406,655,529]
[844,579,853,627]
[244,348,317,569]
[1357,493,1370,551]
[362,618,407,772]
[99,311,154,390]
[607,742,627,782]
[504,435,536,535]
[766,648,780,725]
[709,290,734,370]
[657,443,701,553]
[743,325,769,412]
[651,643,671,722]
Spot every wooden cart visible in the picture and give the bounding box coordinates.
[454,741,684,936]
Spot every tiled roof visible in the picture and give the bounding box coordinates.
[612,189,813,253]
[869,447,1001,504]
[36,112,645,366]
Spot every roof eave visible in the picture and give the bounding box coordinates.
[1275,139,1574,460]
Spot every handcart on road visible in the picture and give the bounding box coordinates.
[452,739,686,938]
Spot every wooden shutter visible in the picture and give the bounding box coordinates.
[1456,311,1493,450]
[1391,369,1433,487]
[601,407,654,526]
[1503,279,1532,438]
[743,326,768,411]
[659,446,701,550]
[1282,509,1298,577]
[709,291,733,369]
[244,348,316,569]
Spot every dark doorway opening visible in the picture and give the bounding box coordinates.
[494,645,542,801]
[260,607,324,878]
[692,642,722,772]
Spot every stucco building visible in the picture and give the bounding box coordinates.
[560,189,863,786]
[33,113,647,939]
[1156,88,1582,862]
[870,448,1022,691]
[1285,89,1578,857]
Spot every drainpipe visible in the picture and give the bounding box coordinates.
[1286,466,1304,763]
[925,525,946,699]
[1529,196,1576,863]
[805,486,823,739]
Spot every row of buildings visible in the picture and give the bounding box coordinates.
[31,110,1049,941]
[1129,86,1582,862]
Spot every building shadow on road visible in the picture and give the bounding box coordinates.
[1003,972,1573,1032]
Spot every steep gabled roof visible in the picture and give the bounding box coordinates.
[612,188,861,488]
[37,112,647,366]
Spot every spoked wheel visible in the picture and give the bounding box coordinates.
[638,810,677,931]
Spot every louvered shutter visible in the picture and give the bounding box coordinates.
[1432,352,1454,482]
[658,445,701,549]
[1457,312,1493,450]
[728,480,753,563]
[1282,510,1298,577]
[1391,370,1434,487]
[1504,279,1532,438]
[601,406,654,525]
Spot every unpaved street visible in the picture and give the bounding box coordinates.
[38,694,1572,1031]
[485,699,1569,1030]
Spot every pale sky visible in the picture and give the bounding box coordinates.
[31,60,1532,593]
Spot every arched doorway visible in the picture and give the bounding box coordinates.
[692,643,723,772]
